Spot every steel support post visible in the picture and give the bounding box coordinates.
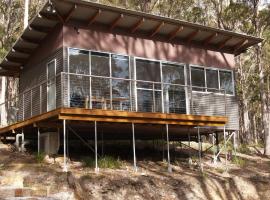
[188,131,192,165]
[224,126,228,171]
[132,123,138,172]
[197,127,202,171]
[37,128,40,155]
[233,131,237,156]
[94,121,99,172]
[63,120,68,172]
[166,124,172,173]
[212,133,216,164]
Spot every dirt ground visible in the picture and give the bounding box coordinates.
[0,142,270,200]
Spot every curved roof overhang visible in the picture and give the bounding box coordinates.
[0,0,263,77]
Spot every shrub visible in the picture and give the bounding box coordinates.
[232,156,246,167]
[238,144,251,154]
[34,152,46,163]
[82,157,95,168]
[82,156,122,169]
[98,156,121,169]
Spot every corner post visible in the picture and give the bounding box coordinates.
[166,124,172,173]
[63,120,68,172]
[132,123,137,172]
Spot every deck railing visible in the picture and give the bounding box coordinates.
[0,72,228,128]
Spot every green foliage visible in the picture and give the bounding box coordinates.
[232,156,246,168]
[82,156,122,169]
[238,144,251,154]
[34,152,45,164]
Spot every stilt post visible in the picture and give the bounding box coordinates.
[166,124,172,173]
[63,120,68,172]
[197,127,202,171]
[37,128,40,155]
[224,126,228,171]
[94,121,99,172]
[212,133,216,164]
[132,123,137,172]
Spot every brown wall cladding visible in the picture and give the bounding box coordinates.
[63,25,235,69]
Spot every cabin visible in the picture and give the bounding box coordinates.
[0,0,262,171]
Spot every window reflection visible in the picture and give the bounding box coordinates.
[69,49,89,74]
[91,52,110,77]
[111,54,129,78]
[220,71,233,94]
[206,69,219,92]
[162,63,185,85]
[191,67,205,91]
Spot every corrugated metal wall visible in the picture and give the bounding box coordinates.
[18,48,63,121]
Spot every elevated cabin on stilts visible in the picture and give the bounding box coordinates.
[0,0,262,171]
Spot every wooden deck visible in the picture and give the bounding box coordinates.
[0,108,228,134]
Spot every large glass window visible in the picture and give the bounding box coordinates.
[162,63,185,85]
[69,49,89,74]
[91,52,110,76]
[136,59,162,112]
[206,69,219,92]
[191,67,205,91]
[111,54,129,78]
[69,49,90,108]
[136,59,161,82]
[220,70,233,94]
[162,64,186,114]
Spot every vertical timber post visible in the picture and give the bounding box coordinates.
[95,121,99,173]
[63,120,68,172]
[132,123,137,172]
[37,128,40,155]
[166,124,172,173]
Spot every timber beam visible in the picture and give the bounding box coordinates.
[64,4,77,23]
[88,9,102,26]
[168,26,184,41]
[203,33,217,46]
[131,17,144,33]
[150,22,164,37]
[110,14,124,31]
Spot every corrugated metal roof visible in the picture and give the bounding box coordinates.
[0,0,263,77]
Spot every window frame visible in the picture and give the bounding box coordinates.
[189,64,235,96]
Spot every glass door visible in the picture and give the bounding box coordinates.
[135,59,162,113]
[162,63,186,114]
[47,60,56,111]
